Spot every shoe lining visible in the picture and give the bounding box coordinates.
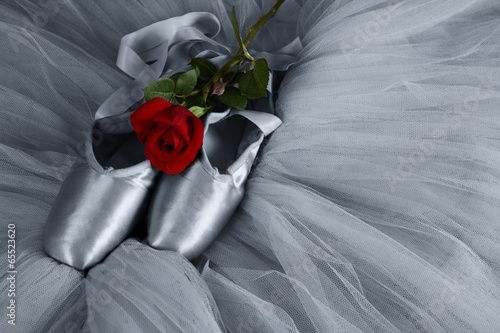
[93,127,146,169]
[204,116,261,174]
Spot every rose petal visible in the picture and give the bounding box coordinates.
[154,114,191,143]
[138,101,204,174]
[162,129,180,147]
[163,153,189,174]
[154,117,189,144]
[168,105,198,139]
[154,117,173,131]
[130,98,173,143]
[144,144,163,171]
[171,138,187,156]
[182,119,204,162]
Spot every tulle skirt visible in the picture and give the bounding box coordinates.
[1,0,500,332]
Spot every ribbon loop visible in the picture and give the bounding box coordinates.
[95,12,302,120]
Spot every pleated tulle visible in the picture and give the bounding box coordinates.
[1,0,500,332]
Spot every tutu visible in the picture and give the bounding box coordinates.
[1,0,500,332]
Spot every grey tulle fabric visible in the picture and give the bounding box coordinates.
[1,0,500,332]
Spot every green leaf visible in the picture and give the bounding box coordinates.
[239,59,269,99]
[142,91,178,104]
[216,86,247,109]
[169,71,184,83]
[142,78,175,101]
[191,58,218,77]
[188,105,211,118]
[173,68,200,95]
[239,71,262,99]
[184,95,206,109]
[169,95,179,104]
[143,91,170,102]
[222,71,244,84]
[252,58,269,91]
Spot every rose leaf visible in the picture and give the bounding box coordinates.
[216,86,248,109]
[191,58,218,77]
[142,78,175,101]
[174,68,200,95]
[238,59,269,99]
[188,105,211,118]
[222,71,244,84]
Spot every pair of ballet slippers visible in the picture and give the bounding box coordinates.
[43,107,281,270]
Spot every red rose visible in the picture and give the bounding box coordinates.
[130,98,204,174]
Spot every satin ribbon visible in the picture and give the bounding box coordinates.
[95,12,302,120]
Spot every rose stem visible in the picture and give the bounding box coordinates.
[201,0,286,101]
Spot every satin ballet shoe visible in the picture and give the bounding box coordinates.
[44,111,159,271]
[145,109,281,260]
